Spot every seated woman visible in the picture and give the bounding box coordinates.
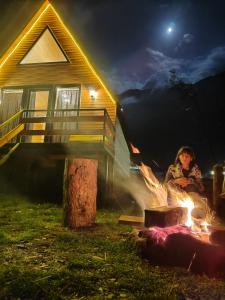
[165,146,207,219]
[165,146,204,194]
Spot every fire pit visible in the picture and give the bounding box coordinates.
[138,223,225,278]
[127,149,225,277]
[137,202,225,278]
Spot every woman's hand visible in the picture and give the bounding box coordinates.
[174,177,192,187]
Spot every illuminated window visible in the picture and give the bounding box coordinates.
[0,89,23,123]
[20,28,68,64]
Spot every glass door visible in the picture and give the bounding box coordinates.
[53,87,80,142]
[27,90,50,143]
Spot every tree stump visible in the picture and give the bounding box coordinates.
[63,158,98,229]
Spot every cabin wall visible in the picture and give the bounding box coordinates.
[114,117,130,177]
[1,65,116,123]
[0,5,116,123]
[104,117,132,208]
[112,118,131,198]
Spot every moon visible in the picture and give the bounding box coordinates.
[167,27,174,34]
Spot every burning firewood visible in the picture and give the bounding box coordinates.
[139,225,225,277]
[144,207,187,227]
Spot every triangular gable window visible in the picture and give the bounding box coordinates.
[20,28,68,64]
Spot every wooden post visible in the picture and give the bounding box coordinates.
[213,164,223,210]
[63,158,98,229]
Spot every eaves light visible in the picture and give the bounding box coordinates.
[89,89,97,100]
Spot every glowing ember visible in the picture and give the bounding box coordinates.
[178,197,195,227]
[139,224,192,245]
[200,221,209,232]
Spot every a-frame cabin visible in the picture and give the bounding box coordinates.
[0,0,131,204]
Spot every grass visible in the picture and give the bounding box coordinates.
[1,194,225,299]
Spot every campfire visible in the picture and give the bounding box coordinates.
[129,145,225,277]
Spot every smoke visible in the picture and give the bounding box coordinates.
[112,173,165,215]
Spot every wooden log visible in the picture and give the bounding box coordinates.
[118,215,144,226]
[144,206,186,228]
[221,167,225,198]
[138,225,225,277]
[210,227,225,247]
[63,158,98,229]
[213,164,224,210]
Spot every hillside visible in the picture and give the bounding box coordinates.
[119,71,225,174]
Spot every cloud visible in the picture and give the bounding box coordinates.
[120,96,138,105]
[104,45,225,95]
[189,46,225,81]
[141,46,225,90]
[183,33,194,44]
[143,48,187,89]
[102,69,143,94]
[175,33,194,51]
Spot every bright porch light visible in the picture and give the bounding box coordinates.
[89,89,97,100]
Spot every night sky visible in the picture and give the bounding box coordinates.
[1,0,225,92]
[0,0,225,171]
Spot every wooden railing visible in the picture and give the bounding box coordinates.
[0,110,24,147]
[0,109,115,148]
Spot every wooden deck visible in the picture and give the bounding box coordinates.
[0,108,115,151]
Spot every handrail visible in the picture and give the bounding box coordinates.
[0,108,115,148]
[0,124,24,147]
[22,108,106,113]
[0,143,20,166]
[21,108,114,131]
[104,109,115,132]
[0,110,24,131]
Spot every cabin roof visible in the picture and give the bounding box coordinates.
[0,0,116,104]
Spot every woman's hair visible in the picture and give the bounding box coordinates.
[175,146,196,165]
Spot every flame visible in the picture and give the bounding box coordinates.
[200,221,209,232]
[139,162,168,207]
[178,197,195,228]
[129,144,211,236]
[140,163,160,188]
[131,144,140,154]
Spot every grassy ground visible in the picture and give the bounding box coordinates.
[1,195,225,299]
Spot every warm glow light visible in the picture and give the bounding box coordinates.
[178,197,195,227]
[89,89,97,100]
[20,28,67,64]
[200,221,209,232]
